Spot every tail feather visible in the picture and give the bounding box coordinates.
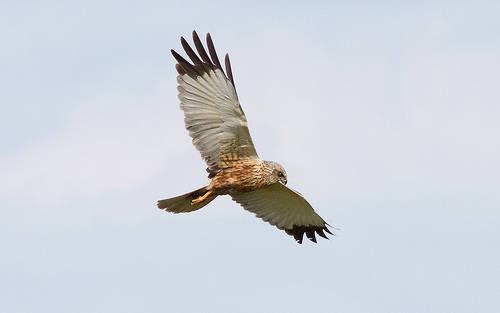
[158,186,217,213]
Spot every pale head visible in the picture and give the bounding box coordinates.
[263,161,288,185]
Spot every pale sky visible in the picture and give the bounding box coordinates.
[1,1,499,312]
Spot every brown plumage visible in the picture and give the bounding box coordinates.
[158,31,332,244]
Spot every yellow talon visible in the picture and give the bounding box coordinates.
[191,190,212,205]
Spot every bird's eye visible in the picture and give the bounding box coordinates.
[277,171,284,177]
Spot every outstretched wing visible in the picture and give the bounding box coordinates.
[172,31,259,178]
[231,183,332,244]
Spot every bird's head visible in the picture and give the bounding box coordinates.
[264,161,288,185]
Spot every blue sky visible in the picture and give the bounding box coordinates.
[1,1,499,312]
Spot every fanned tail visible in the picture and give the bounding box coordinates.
[157,186,217,213]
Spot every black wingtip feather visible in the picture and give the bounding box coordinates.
[286,224,333,244]
[225,53,235,86]
[305,229,317,243]
[181,36,203,66]
[171,49,198,78]
[294,226,305,244]
[324,224,334,235]
[206,33,224,72]
[174,63,186,76]
[193,31,212,64]
[173,31,236,89]
[316,228,328,239]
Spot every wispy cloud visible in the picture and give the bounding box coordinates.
[0,85,186,206]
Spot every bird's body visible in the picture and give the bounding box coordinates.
[209,160,280,194]
[158,31,332,243]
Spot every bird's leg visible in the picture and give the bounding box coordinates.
[191,190,212,205]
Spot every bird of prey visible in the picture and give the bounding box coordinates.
[158,31,332,243]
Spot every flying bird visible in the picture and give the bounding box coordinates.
[158,31,332,243]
